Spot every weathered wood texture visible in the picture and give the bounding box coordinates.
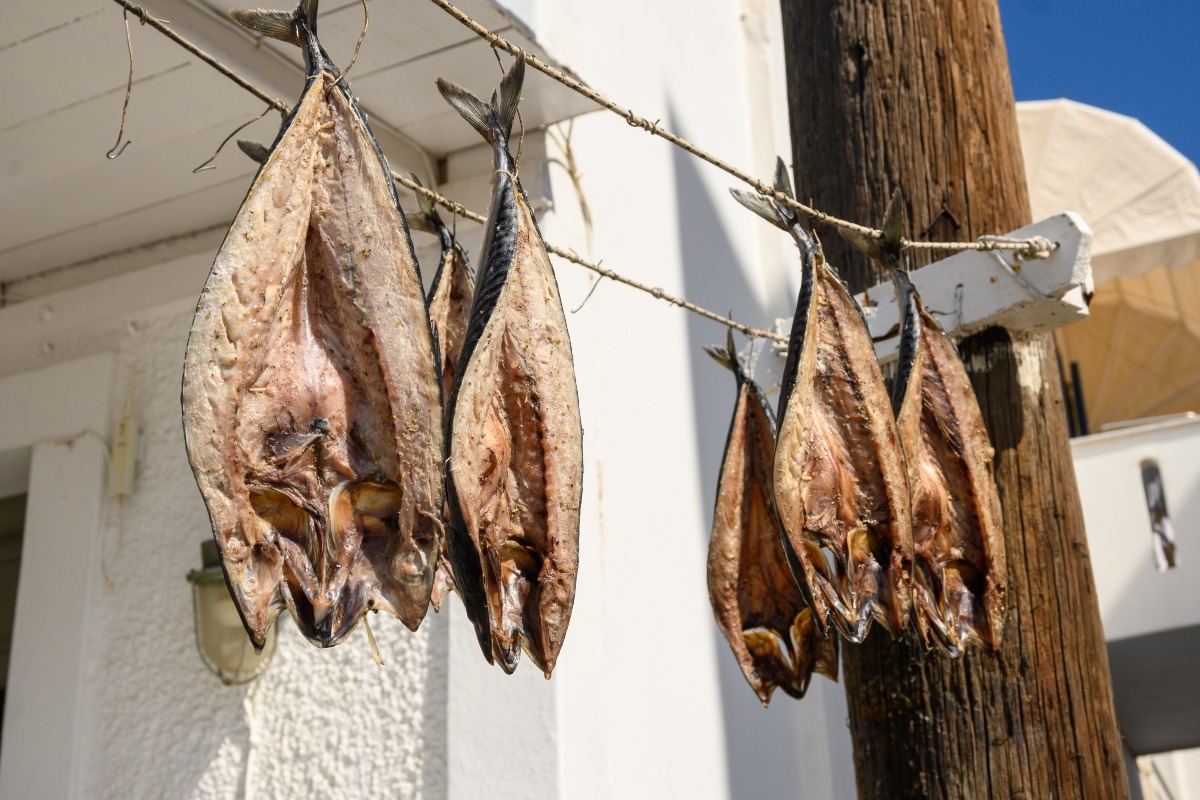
[778,0,1129,797]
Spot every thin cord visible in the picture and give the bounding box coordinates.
[391,173,784,341]
[99,0,817,342]
[422,0,1055,260]
[330,0,368,90]
[192,105,273,173]
[108,0,290,117]
[106,9,136,159]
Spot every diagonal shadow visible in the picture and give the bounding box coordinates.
[669,110,843,799]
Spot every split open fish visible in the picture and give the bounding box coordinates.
[705,333,838,705]
[732,159,913,643]
[844,191,1006,655]
[181,0,443,649]
[438,59,583,676]
[408,183,477,612]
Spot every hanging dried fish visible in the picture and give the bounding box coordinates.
[408,182,476,612]
[410,180,476,403]
[844,192,1006,655]
[731,159,912,643]
[705,332,838,705]
[437,59,583,677]
[182,0,444,649]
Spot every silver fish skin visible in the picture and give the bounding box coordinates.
[733,159,914,643]
[437,59,584,677]
[844,191,1007,656]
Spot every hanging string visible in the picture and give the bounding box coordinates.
[106,9,137,159]
[330,0,369,90]
[192,105,274,172]
[108,0,290,117]
[391,173,783,341]
[103,0,783,342]
[422,0,1056,260]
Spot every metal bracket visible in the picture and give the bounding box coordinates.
[769,212,1094,365]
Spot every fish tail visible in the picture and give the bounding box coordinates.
[436,57,526,146]
[731,155,809,236]
[229,0,318,45]
[703,328,747,385]
[841,187,905,264]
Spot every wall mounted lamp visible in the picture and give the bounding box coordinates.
[186,540,277,685]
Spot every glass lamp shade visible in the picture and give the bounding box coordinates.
[187,541,276,685]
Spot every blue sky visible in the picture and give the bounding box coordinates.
[1000,0,1200,166]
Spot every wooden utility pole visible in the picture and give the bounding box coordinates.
[778,1,1129,797]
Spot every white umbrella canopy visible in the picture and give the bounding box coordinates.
[1018,99,1200,428]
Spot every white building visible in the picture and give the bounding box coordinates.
[0,1,1194,798]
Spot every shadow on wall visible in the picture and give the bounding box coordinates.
[671,121,855,800]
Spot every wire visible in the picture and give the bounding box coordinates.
[390,173,784,341]
[105,9,136,159]
[108,0,290,117]
[422,0,1056,259]
[330,0,368,90]
[103,0,784,341]
[192,105,274,173]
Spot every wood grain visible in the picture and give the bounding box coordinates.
[779,0,1129,796]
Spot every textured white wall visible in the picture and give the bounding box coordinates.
[0,0,862,796]
[508,0,857,797]
[0,293,444,799]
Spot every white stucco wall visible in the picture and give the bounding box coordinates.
[507,0,856,796]
[0,289,445,799]
[0,0,860,796]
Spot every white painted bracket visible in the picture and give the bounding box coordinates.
[769,211,1094,365]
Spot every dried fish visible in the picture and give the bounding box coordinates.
[705,332,838,706]
[732,159,913,643]
[182,0,444,649]
[437,59,583,677]
[844,192,1006,655]
[410,180,476,403]
[408,182,476,612]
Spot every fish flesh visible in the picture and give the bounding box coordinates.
[182,0,444,648]
[408,183,476,612]
[705,332,838,705]
[844,192,1006,655]
[732,159,913,643]
[438,59,583,676]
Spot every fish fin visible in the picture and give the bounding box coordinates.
[730,188,789,231]
[773,156,794,197]
[840,227,879,260]
[879,188,905,254]
[229,8,301,45]
[841,188,906,263]
[407,212,435,236]
[410,173,438,217]
[702,343,734,372]
[703,328,748,384]
[299,0,318,26]
[237,139,271,165]
[436,57,525,146]
[496,57,525,142]
[436,79,497,144]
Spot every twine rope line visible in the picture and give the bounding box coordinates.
[390,174,783,340]
[105,0,782,341]
[105,8,136,159]
[424,0,1055,260]
[109,0,291,117]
